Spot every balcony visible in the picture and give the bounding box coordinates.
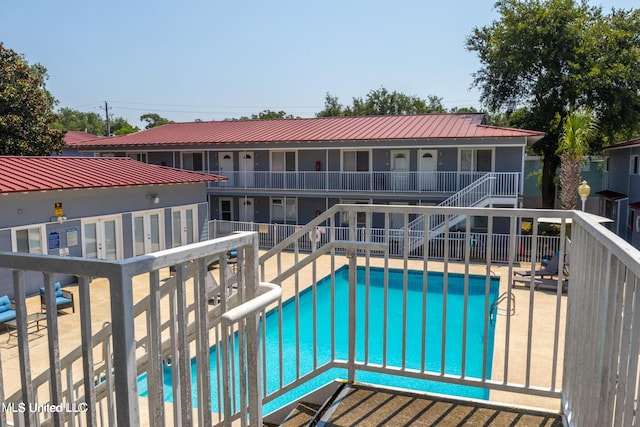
[0,205,637,426]
[207,171,521,196]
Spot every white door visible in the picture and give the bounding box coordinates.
[420,150,438,190]
[239,198,254,222]
[239,152,254,187]
[133,210,164,256]
[391,150,410,191]
[219,152,234,186]
[82,216,122,260]
[172,206,197,248]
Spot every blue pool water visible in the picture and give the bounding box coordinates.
[139,265,500,413]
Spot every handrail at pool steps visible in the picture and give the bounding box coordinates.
[490,291,516,325]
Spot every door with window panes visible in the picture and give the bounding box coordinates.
[172,206,197,247]
[460,149,492,189]
[343,150,369,190]
[14,226,44,254]
[82,216,121,259]
[133,210,164,256]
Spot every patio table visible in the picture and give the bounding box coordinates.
[5,313,47,341]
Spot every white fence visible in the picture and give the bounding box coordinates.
[207,171,520,195]
[209,219,563,264]
[0,232,278,427]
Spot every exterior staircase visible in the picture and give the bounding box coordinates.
[403,174,497,254]
[267,381,563,426]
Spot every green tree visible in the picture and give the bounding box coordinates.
[0,43,65,155]
[225,110,297,121]
[316,93,345,117]
[140,113,173,129]
[250,110,295,120]
[467,0,640,207]
[110,117,138,135]
[54,107,106,136]
[556,110,598,210]
[317,87,445,117]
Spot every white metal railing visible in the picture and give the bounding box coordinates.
[254,205,570,413]
[2,205,638,427]
[209,219,562,264]
[562,213,640,426]
[403,174,496,254]
[253,205,640,426]
[0,232,275,427]
[207,171,520,194]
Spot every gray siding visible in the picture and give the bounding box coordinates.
[164,207,174,248]
[328,150,340,171]
[122,213,133,259]
[148,152,175,167]
[298,150,325,171]
[439,148,458,171]
[495,147,523,172]
[371,149,386,172]
[0,183,208,298]
[254,151,268,172]
[629,147,640,202]
[607,149,630,195]
[198,202,208,242]
[0,184,207,230]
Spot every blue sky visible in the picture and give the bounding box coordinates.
[1,0,637,129]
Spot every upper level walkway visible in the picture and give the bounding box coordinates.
[207,171,521,197]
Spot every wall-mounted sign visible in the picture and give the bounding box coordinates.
[48,231,60,250]
[66,228,78,246]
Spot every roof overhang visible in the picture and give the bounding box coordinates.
[596,190,628,200]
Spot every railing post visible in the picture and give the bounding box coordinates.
[110,269,140,427]
[245,233,263,426]
[347,209,357,382]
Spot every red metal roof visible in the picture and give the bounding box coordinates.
[603,137,640,150]
[0,156,226,194]
[67,114,545,148]
[64,131,103,144]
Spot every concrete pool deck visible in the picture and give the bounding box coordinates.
[0,250,565,423]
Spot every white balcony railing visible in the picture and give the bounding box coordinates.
[207,171,520,195]
[1,205,638,427]
[210,219,563,264]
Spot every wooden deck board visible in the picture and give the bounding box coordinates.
[319,384,563,427]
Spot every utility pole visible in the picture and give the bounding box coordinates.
[104,101,111,136]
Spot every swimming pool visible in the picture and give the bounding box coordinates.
[139,265,500,413]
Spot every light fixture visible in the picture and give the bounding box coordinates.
[147,194,160,205]
[578,180,591,212]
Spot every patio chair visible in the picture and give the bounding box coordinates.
[513,277,569,293]
[40,282,75,313]
[514,252,561,279]
[0,296,16,328]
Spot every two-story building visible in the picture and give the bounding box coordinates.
[599,137,640,248]
[68,114,544,234]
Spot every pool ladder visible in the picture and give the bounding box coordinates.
[490,292,515,325]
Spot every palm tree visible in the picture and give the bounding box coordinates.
[556,110,599,210]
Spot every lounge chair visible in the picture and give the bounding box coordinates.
[514,252,561,279]
[513,277,568,292]
[0,296,16,328]
[40,282,75,313]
